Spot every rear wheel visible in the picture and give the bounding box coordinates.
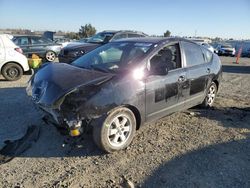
[202,82,217,107]
[45,51,56,62]
[1,63,23,81]
[93,107,136,153]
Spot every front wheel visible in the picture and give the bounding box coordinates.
[202,82,217,107]
[93,107,136,153]
[1,63,23,81]
[45,51,56,62]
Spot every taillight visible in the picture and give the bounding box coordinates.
[15,48,23,54]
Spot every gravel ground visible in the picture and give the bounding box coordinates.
[0,56,249,188]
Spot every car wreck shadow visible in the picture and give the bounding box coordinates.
[222,65,250,74]
[0,87,105,164]
[142,106,250,187]
[0,124,105,164]
[191,106,250,129]
[142,136,250,188]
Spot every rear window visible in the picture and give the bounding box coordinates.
[13,37,29,45]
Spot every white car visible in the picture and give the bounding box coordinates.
[0,34,30,81]
[216,44,236,56]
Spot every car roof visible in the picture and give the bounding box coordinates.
[13,35,43,38]
[112,37,193,44]
[0,34,17,47]
[102,30,147,35]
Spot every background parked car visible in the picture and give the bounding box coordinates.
[0,34,30,81]
[241,48,250,57]
[12,35,62,61]
[215,44,236,56]
[58,30,148,63]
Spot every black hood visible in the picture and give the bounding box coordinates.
[27,63,113,106]
[64,42,101,51]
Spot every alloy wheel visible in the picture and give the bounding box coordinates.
[207,84,216,105]
[46,51,56,61]
[107,115,131,147]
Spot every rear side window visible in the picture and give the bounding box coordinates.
[112,34,127,40]
[182,41,205,67]
[13,37,29,45]
[31,37,52,44]
[31,37,43,44]
[202,48,213,63]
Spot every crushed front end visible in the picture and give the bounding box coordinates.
[26,63,114,137]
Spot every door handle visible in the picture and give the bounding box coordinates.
[178,75,186,82]
[206,68,211,73]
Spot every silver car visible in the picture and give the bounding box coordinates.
[12,35,62,61]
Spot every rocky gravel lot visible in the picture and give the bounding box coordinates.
[0,57,250,188]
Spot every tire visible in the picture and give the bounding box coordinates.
[1,63,23,81]
[45,51,56,62]
[202,82,217,108]
[93,107,136,153]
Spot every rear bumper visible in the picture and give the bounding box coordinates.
[220,51,235,56]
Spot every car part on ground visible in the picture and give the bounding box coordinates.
[58,30,148,64]
[0,34,30,81]
[27,37,222,152]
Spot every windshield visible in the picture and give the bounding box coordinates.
[72,42,153,73]
[87,32,115,43]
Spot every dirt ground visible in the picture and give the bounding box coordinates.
[0,56,249,188]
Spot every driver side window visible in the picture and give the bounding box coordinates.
[150,43,182,72]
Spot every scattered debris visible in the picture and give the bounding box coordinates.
[0,125,40,164]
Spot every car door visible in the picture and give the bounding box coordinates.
[145,42,189,122]
[29,36,47,56]
[181,41,210,108]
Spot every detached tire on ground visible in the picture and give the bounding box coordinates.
[1,63,23,81]
[45,51,56,62]
[202,81,218,108]
[93,107,136,153]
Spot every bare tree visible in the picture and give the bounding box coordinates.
[164,30,171,37]
[79,24,96,38]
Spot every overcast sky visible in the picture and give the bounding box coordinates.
[0,0,250,39]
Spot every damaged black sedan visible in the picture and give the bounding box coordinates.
[27,37,222,152]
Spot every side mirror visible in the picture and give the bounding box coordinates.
[150,60,168,76]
